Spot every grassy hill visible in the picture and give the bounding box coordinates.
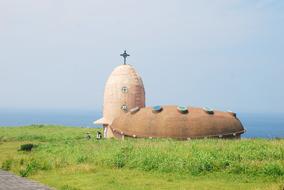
[0,125,283,190]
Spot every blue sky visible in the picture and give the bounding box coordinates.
[0,0,283,113]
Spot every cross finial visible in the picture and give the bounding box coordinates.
[120,50,130,65]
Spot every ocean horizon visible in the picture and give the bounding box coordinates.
[0,110,283,139]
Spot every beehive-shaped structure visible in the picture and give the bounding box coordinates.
[94,60,145,138]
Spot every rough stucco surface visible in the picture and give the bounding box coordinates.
[94,64,146,137]
[103,64,145,123]
[110,106,245,139]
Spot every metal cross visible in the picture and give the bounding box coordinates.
[120,50,130,65]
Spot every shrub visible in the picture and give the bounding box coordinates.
[1,159,13,171]
[19,143,36,151]
[139,154,160,171]
[77,155,88,164]
[19,160,41,177]
[111,145,133,168]
[263,163,284,177]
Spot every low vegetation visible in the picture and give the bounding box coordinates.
[0,125,283,190]
[19,143,37,151]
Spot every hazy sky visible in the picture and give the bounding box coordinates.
[0,0,283,113]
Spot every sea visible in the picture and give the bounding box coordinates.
[0,110,283,138]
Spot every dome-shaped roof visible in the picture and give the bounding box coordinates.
[110,106,245,139]
[95,64,146,126]
[106,64,144,87]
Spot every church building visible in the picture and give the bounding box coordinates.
[94,51,245,139]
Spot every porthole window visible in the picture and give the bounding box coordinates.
[177,106,188,114]
[227,110,237,117]
[121,86,128,93]
[152,105,163,113]
[203,107,214,114]
[121,105,128,112]
[130,106,140,114]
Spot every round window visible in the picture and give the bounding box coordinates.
[177,106,188,114]
[203,107,214,114]
[121,86,128,93]
[121,105,128,112]
[152,105,163,113]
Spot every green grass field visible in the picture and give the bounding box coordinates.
[0,125,283,190]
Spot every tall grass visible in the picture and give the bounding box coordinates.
[0,125,283,179]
